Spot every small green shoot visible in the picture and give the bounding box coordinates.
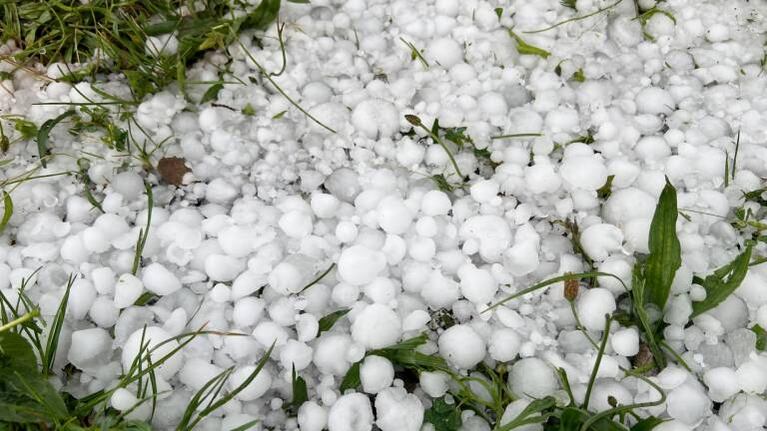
[753,325,767,351]
[597,175,615,200]
[42,275,75,376]
[405,114,463,179]
[508,30,551,58]
[400,37,429,68]
[285,365,308,415]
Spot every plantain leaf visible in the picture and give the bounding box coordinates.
[339,361,360,392]
[691,245,753,317]
[644,179,681,309]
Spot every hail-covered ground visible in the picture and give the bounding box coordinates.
[2,0,767,430]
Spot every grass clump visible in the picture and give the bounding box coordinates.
[1,0,282,100]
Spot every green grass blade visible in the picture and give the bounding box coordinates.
[631,263,666,369]
[36,110,76,168]
[508,30,550,58]
[0,191,12,235]
[317,308,350,335]
[582,316,612,411]
[131,183,153,275]
[42,275,74,376]
[644,179,681,309]
[691,245,752,317]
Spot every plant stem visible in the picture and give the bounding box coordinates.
[0,309,40,332]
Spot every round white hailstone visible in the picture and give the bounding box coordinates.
[68,279,96,320]
[89,297,119,328]
[635,87,675,115]
[82,227,110,253]
[297,314,319,342]
[420,371,450,398]
[325,168,360,203]
[421,190,452,216]
[459,215,512,262]
[439,324,486,369]
[204,254,244,281]
[279,210,314,238]
[458,265,498,304]
[587,381,633,413]
[351,304,402,349]
[179,358,224,390]
[363,277,397,304]
[230,366,272,401]
[428,37,463,68]
[735,265,767,306]
[121,327,182,379]
[335,221,358,243]
[269,261,305,295]
[524,163,561,194]
[509,358,559,399]
[576,288,616,331]
[217,226,255,258]
[500,399,543,431]
[403,310,430,331]
[421,270,461,308]
[705,23,730,42]
[351,99,399,139]
[478,92,508,117]
[327,393,374,431]
[280,340,314,371]
[338,245,387,286]
[68,328,112,369]
[580,224,624,262]
[666,384,710,425]
[111,388,139,411]
[141,263,181,296]
[736,360,767,393]
[596,257,632,294]
[489,328,522,362]
[470,179,500,204]
[503,241,540,277]
[253,321,289,348]
[635,136,671,163]
[377,197,413,235]
[205,178,238,204]
[298,401,328,431]
[360,355,395,394]
[435,0,459,16]
[560,156,608,190]
[703,367,739,402]
[314,334,353,376]
[311,193,340,219]
[708,295,748,332]
[231,270,266,300]
[111,171,144,201]
[623,218,651,254]
[114,273,144,309]
[222,414,260,431]
[233,297,266,327]
[610,327,639,357]
[757,305,767,328]
[602,188,656,226]
[375,387,424,431]
[91,267,116,295]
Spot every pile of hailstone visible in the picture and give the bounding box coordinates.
[2,0,767,430]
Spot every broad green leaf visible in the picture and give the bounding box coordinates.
[644,179,681,309]
[0,365,69,424]
[0,332,36,366]
[424,397,462,431]
[691,245,752,317]
[0,191,12,236]
[317,308,350,335]
[242,0,281,30]
[36,110,76,168]
[339,361,360,392]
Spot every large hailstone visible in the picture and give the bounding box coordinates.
[327,393,374,431]
[438,324,486,369]
[509,358,559,399]
[338,245,387,286]
[121,326,182,379]
[375,387,424,431]
[459,215,512,262]
[351,304,402,349]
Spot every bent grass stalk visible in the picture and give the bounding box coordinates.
[238,41,337,134]
[523,0,624,34]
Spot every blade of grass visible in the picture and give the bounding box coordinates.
[131,182,153,275]
[644,178,681,309]
[298,262,336,293]
[42,274,75,376]
[0,191,12,235]
[36,110,76,168]
[507,30,550,58]
[582,315,612,411]
[523,0,623,34]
